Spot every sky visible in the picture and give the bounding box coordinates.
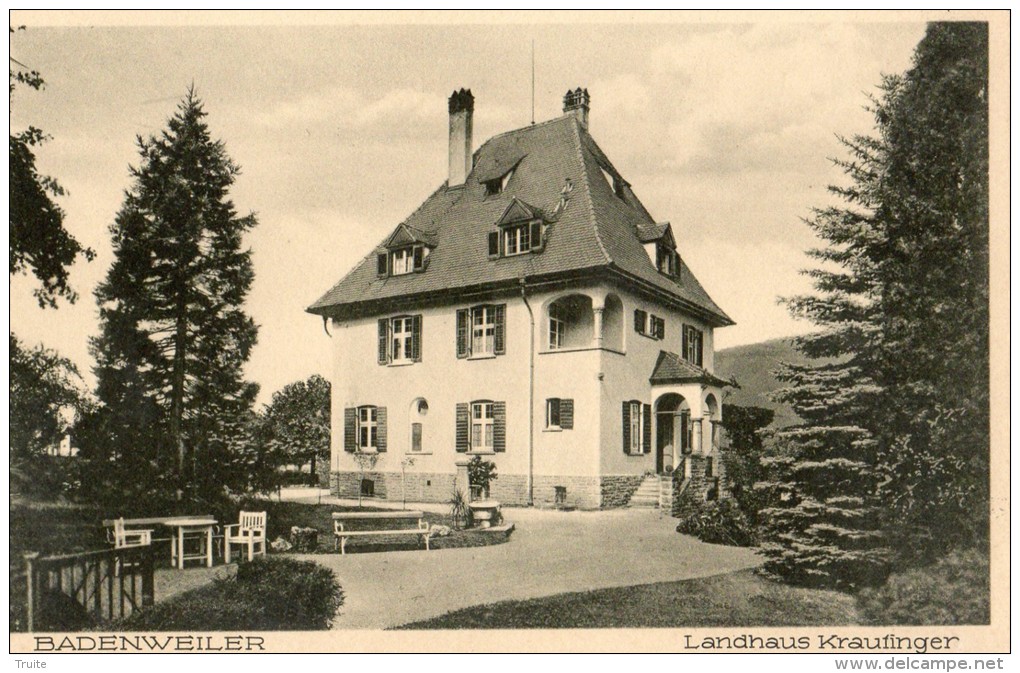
[8,15,928,406]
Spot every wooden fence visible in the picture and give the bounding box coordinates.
[23,545,155,632]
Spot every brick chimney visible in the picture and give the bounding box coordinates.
[448,88,474,187]
[563,87,590,130]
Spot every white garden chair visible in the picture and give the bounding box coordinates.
[111,517,152,575]
[224,511,267,563]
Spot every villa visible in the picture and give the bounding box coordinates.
[308,87,733,509]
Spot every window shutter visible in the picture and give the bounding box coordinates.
[344,408,357,452]
[682,325,689,360]
[488,231,500,258]
[493,401,506,452]
[493,304,506,355]
[377,252,388,277]
[455,403,469,452]
[413,246,424,271]
[622,401,631,454]
[377,319,390,365]
[411,314,422,362]
[696,334,703,367]
[529,221,543,252]
[560,399,574,430]
[456,309,470,358]
[376,407,387,452]
[634,309,647,334]
[643,403,652,454]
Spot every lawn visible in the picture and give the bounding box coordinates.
[396,569,862,628]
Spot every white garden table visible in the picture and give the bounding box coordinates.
[164,517,218,569]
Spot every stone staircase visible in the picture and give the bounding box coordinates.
[627,474,663,509]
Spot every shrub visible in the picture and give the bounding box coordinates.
[120,556,343,630]
[857,549,989,625]
[675,499,757,547]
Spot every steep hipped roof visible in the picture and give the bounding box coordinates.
[650,351,733,387]
[308,114,732,326]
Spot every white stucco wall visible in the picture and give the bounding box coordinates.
[328,288,605,491]
[327,280,723,498]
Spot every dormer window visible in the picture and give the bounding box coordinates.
[503,223,532,256]
[599,165,625,200]
[488,198,546,259]
[656,243,678,277]
[484,168,515,196]
[378,243,429,278]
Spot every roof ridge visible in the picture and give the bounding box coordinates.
[473,114,574,159]
[569,115,611,265]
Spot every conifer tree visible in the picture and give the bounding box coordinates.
[759,23,988,587]
[91,90,258,500]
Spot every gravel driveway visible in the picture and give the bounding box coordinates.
[301,507,761,629]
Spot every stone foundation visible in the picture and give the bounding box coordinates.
[671,452,731,518]
[330,471,610,509]
[599,475,645,508]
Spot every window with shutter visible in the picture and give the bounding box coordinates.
[529,221,543,252]
[560,399,574,430]
[455,403,469,452]
[356,406,378,450]
[643,403,652,454]
[376,407,387,452]
[629,401,643,454]
[683,325,704,366]
[634,309,648,335]
[546,398,561,429]
[411,314,422,362]
[344,408,357,452]
[470,401,495,452]
[621,401,631,454]
[545,398,573,430]
[377,319,389,365]
[652,316,665,340]
[456,309,470,358]
[493,401,506,452]
[493,304,506,355]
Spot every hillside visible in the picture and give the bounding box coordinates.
[715,337,813,428]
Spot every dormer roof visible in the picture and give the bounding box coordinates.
[308,113,732,326]
[382,223,438,250]
[495,197,542,227]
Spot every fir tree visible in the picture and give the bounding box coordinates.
[759,22,988,587]
[91,90,258,500]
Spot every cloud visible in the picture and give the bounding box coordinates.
[251,85,446,135]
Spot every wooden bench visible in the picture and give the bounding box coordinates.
[332,511,431,555]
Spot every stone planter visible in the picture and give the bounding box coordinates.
[469,499,501,528]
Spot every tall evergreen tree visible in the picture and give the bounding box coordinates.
[91,90,258,500]
[759,22,988,587]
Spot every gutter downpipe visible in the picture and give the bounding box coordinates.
[520,277,535,506]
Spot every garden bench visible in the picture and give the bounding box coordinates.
[332,511,430,555]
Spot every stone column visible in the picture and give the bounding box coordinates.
[693,418,704,454]
[592,306,604,349]
[455,459,471,499]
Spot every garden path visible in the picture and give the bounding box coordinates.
[301,507,761,630]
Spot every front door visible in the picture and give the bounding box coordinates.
[656,412,674,474]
